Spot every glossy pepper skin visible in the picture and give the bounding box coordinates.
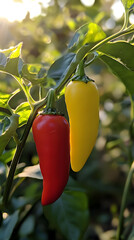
[65,80,99,172]
[32,114,70,205]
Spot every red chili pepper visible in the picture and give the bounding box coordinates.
[32,114,70,205]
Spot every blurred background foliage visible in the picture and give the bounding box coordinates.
[0,0,134,239]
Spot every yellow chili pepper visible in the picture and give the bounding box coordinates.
[65,80,99,172]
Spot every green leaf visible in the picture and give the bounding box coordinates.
[0,114,19,155]
[121,0,134,9]
[0,43,23,79]
[9,42,22,58]
[4,58,22,78]
[98,41,134,71]
[0,148,16,164]
[47,53,75,82]
[0,43,22,57]
[0,210,19,240]
[15,102,31,127]
[22,64,47,85]
[68,22,106,52]
[18,164,42,179]
[100,55,134,96]
[44,190,89,240]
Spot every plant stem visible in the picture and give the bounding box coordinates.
[116,161,134,240]
[121,9,129,31]
[10,199,39,240]
[76,60,85,77]
[9,178,25,200]
[39,86,42,100]
[21,83,35,108]
[15,77,35,108]
[90,25,134,53]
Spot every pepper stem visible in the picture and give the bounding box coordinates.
[76,59,85,77]
[71,59,94,83]
[44,88,57,114]
[46,88,55,109]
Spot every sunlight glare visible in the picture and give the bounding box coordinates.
[22,0,41,19]
[105,18,115,29]
[129,13,134,24]
[0,0,25,22]
[0,0,51,22]
[111,0,124,20]
[80,0,95,7]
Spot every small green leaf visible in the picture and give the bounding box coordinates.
[44,190,89,240]
[15,102,31,127]
[0,148,16,164]
[18,164,42,179]
[68,22,106,52]
[121,0,134,9]
[0,211,19,240]
[0,43,23,79]
[9,42,23,59]
[0,114,19,155]
[0,43,21,57]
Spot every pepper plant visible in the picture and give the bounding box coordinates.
[0,0,134,239]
